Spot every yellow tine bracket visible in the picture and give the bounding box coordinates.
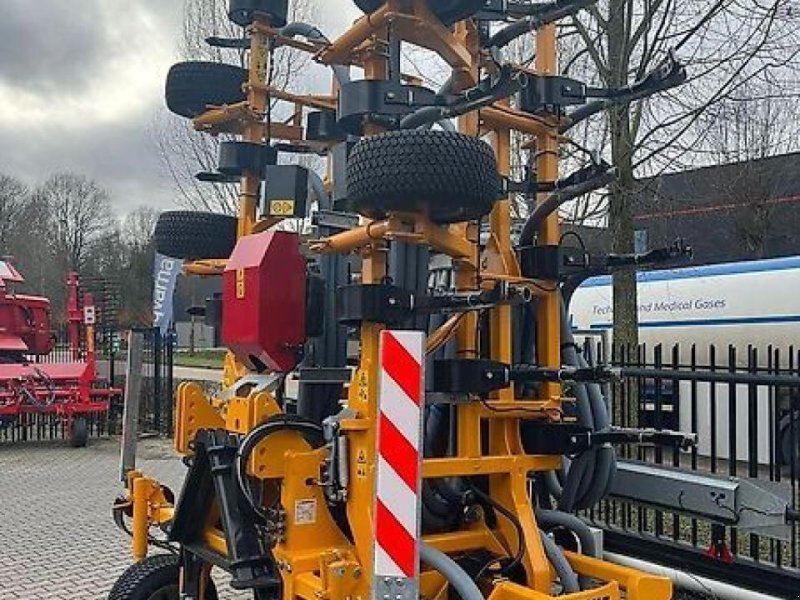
[129,474,175,562]
[309,218,396,254]
[488,580,621,600]
[316,5,391,66]
[183,259,227,277]
[564,551,672,600]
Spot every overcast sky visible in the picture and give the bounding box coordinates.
[0,0,360,214]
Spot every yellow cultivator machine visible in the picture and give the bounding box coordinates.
[109,2,699,599]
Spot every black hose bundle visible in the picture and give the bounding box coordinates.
[541,298,616,512]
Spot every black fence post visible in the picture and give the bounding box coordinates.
[166,329,174,435]
[153,329,162,433]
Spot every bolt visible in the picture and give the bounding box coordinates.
[396,578,404,587]
[386,92,396,100]
[334,567,346,578]
[384,577,392,585]
[353,567,362,579]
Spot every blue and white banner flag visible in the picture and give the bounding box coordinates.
[152,253,182,335]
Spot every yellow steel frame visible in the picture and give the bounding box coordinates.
[121,3,672,600]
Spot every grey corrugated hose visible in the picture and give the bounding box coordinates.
[540,531,581,594]
[419,542,484,600]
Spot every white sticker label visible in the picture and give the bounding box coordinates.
[294,499,317,525]
[83,306,96,325]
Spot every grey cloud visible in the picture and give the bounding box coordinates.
[0,0,361,213]
[0,1,115,94]
[0,109,175,210]
[0,0,181,95]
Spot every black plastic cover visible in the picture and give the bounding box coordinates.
[337,80,438,135]
[336,284,414,326]
[218,141,277,178]
[307,110,346,143]
[518,75,588,113]
[518,244,586,280]
[432,359,510,395]
[263,165,308,218]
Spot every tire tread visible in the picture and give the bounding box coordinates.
[165,62,247,119]
[347,130,499,224]
[154,211,238,260]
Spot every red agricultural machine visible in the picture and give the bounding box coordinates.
[0,263,120,446]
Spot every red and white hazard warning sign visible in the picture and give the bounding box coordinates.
[373,330,425,596]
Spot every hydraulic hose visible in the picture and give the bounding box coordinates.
[486,0,599,50]
[307,169,331,211]
[419,543,484,600]
[539,531,581,594]
[540,299,615,513]
[536,508,599,589]
[278,23,350,86]
[535,509,598,557]
[400,77,457,131]
[422,403,468,533]
[518,169,618,247]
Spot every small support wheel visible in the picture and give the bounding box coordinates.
[229,0,289,27]
[165,62,247,119]
[69,417,88,448]
[353,0,484,25]
[154,211,238,260]
[346,130,500,224]
[108,554,218,600]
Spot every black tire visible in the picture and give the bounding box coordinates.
[69,417,88,448]
[229,0,288,27]
[165,62,247,119]
[154,211,238,260]
[347,130,500,224]
[108,554,218,600]
[353,0,483,25]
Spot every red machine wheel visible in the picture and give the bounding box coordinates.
[108,554,218,600]
[68,417,88,448]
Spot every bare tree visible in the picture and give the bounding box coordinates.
[689,87,800,257]
[567,0,800,348]
[0,175,28,255]
[123,206,160,251]
[35,173,114,272]
[158,0,315,214]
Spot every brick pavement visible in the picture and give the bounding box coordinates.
[0,437,249,599]
[0,437,709,600]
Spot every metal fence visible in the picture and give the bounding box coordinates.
[136,328,174,435]
[0,325,175,443]
[585,342,800,596]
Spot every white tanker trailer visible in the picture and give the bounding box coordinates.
[570,255,800,466]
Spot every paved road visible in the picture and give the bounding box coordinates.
[97,361,223,382]
[0,436,707,600]
[0,436,248,599]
